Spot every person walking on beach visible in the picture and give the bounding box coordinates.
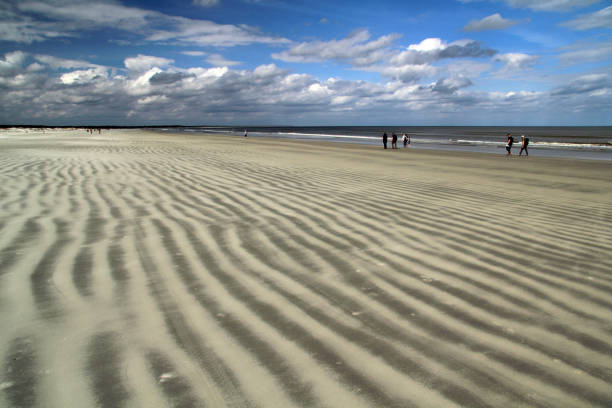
[402,133,408,148]
[506,133,514,156]
[382,132,388,149]
[244,129,248,138]
[391,132,398,149]
[519,135,529,157]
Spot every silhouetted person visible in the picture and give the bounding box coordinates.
[519,135,529,156]
[506,133,514,156]
[391,133,398,149]
[382,132,388,149]
[244,129,248,138]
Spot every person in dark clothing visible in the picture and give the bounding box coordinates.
[391,133,398,149]
[382,132,388,149]
[519,135,529,156]
[506,133,514,156]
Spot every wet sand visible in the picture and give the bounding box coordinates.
[1,128,611,407]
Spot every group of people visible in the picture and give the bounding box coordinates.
[382,132,411,149]
[506,133,529,157]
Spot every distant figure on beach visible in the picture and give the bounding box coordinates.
[519,135,529,156]
[506,133,514,156]
[402,133,408,148]
[382,132,388,149]
[244,129,248,138]
[391,133,398,149]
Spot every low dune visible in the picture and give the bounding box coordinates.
[1,128,611,407]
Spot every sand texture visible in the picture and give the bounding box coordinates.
[1,128,612,407]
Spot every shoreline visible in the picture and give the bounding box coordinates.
[2,125,611,161]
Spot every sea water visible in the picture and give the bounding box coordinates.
[162,126,612,161]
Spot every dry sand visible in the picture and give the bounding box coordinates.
[1,128,611,407]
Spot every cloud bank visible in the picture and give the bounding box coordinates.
[1,50,608,125]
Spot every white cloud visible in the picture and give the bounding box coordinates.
[559,40,612,63]
[391,38,497,66]
[432,76,474,93]
[463,13,518,32]
[445,60,492,77]
[138,95,168,104]
[124,55,174,72]
[505,0,599,11]
[0,20,75,44]
[146,15,290,47]
[3,0,289,48]
[60,67,108,84]
[493,53,538,73]
[34,54,98,70]
[408,38,445,52]
[561,6,612,30]
[253,63,286,77]
[0,51,28,76]
[206,54,241,67]
[551,73,611,95]
[126,67,162,95]
[273,34,496,85]
[17,1,153,29]
[192,0,220,7]
[380,65,438,83]
[272,29,400,66]
[459,0,600,11]
[182,51,207,56]
[0,51,609,125]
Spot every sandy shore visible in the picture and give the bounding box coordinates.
[1,128,611,407]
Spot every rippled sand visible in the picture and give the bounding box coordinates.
[1,128,611,407]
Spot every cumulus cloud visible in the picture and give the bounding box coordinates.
[379,65,438,83]
[432,77,474,93]
[273,33,496,85]
[493,53,538,73]
[124,55,174,72]
[561,6,612,30]
[391,38,496,66]
[463,13,519,32]
[1,49,607,125]
[0,51,28,76]
[149,71,195,85]
[60,67,108,84]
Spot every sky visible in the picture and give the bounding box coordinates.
[1,0,611,126]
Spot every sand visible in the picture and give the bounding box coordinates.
[1,128,611,408]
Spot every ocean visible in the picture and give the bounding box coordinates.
[159,126,612,161]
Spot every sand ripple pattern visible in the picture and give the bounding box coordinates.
[1,130,612,407]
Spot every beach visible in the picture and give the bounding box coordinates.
[1,128,611,407]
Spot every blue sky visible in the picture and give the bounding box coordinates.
[1,0,611,125]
